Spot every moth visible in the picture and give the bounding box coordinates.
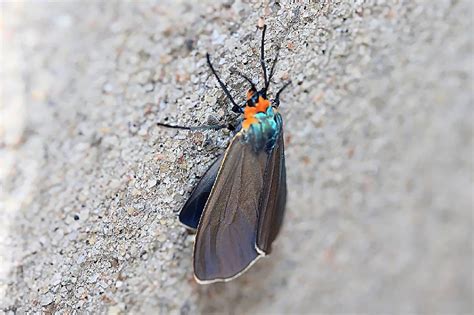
[158,25,290,284]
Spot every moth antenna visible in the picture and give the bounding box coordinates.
[231,69,257,91]
[206,53,243,114]
[260,25,269,90]
[274,81,292,107]
[265,46,280,91]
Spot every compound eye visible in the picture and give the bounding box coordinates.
[251,94,259,103]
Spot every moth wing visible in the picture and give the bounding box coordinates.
[256,131,287,254]
[179,155,223,230]
[193,134,268,283]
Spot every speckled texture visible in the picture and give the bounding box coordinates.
[1,0,472,314]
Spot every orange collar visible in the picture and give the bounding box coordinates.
[242,96,270,129]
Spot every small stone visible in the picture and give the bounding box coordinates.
[108,305,122,315]
[79,209,90,221]
[157,234,166,243]
[330,158,343,170]
[75,142,90,152]
[87,233,96,245]
[103,82,114,93]
[76,300,85,309]
[88,273,99,283]
[77,254,87,263]
[127,207,137,216]
[138,126,148,136]
[135,70,152,84]
[51,273,62,286]
[109,179,121,189]
[75,287,85,298]
[40,293,54,306]
[204,94,217,105]
[129,122,139,134]
[144,83,154,92]
[147,178,157,188]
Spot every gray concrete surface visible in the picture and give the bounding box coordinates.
[1,0,472,314]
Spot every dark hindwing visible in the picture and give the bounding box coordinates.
[179,155,224,230]
[193,134,268,283]
[256,131,287,254]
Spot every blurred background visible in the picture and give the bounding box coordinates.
[1,1,472,314]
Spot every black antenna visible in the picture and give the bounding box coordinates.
[265,46,280,91]
[260,25,268,90]
[231,69,257,91]
[274,81,292,107]
[206,53,242,113]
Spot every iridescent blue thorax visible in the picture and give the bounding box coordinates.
[240,93,283,152]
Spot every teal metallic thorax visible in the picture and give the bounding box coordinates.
[243,106,283,153]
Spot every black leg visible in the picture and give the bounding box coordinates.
[157,122,230,131]
[206,53,242,113]
[273,81,291,107]
[260,25,268,90]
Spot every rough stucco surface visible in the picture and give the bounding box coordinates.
[0,0,472,314]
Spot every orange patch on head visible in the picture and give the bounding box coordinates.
[242,96,271,130]
[243,106,257,119]
[256,96,270,112]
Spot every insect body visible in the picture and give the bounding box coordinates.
[158,25,290,284]
[242,91,282,152]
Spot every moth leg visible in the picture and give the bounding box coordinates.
[273,81,292,108]
[157,122,230,131]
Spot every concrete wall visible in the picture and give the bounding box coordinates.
[1,1,472,313]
